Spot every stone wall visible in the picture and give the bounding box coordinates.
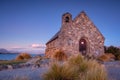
[45,11,105,58]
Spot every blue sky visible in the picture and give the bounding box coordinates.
[0,0,120,53]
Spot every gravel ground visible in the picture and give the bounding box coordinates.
[104,61,120,80]
[0,67,48,80]
[0,61,120,80]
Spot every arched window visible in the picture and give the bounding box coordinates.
[65,16,69,22]
[79,39,87,56]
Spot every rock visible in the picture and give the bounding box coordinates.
[34,55,42,59]
[26,57,42,65]
[0,65,8,71]
[7,65,13,70]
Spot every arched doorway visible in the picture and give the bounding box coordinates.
[79,39,87,56]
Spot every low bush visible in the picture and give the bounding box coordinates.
[16,53,31,60]
[16,55,24,60]
[53,50,67,61]
[104,46,120,60]
[68,54,107,80]
[68,54,88,73]
[98,53,115,62]
[116,55,120,60]
[43,62,78,80]
[82,60,106,80]
[43,54,107,80]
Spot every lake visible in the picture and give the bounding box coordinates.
[0,53,44,60]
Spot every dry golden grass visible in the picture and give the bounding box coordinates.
[98,53,115,62]
[43,54,107,80]
[43,62,78,80]
[53,50,67,61]
[68,54,88,73]
[81,60,107,80]
[16,53,31,60]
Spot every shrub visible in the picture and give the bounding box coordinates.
[21,53,31,59]
[67,54,88,73]
[43,54,107,80]
[104,46,120,60]
[15,55,24,60]
[98,54,110,62]
[53,50,67,61]
[43,62,78,80]
[115,52,120,60]
[82,60,107,80]
[98,53,115,62]
[16,53,31,60]
[105,46,120,54]
[68,54,107,80]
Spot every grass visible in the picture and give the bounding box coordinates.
[0,60,27,65]
[15,53,31,60]
[98,53,115,62]
[81,60,107,80]
[53,50,67,61]
[43,62,78,80]
[43,54,107,80]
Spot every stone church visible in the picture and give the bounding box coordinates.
[45,11,105,58]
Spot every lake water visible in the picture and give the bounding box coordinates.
[0,54,44,60]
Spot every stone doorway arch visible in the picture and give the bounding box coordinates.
[79,38,87,56]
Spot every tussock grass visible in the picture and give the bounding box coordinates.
[53,50,67,61]
[44,54,107,80]
[98,53,115,62]
[43,62,78,80]
[68,54,107,80]
[68,54,88,73]
[81,60,107,80]
[16,53,31,60]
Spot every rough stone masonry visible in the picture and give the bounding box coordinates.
[45,11,105,58]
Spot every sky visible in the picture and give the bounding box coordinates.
[0,0,120,54]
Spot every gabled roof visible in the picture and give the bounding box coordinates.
[74,11,105,40]
[46,11,105,45]
[46,31,60,44]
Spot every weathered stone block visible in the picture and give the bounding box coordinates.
[45,11,105,58]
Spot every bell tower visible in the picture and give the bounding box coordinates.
[62,12,72,25]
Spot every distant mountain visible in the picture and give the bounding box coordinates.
[0,48,19,54]
[0,48,45,54]
[0,48,9,54]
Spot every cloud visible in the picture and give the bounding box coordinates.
[6,44,46,54]
[31,43,46,48]
[11,47,27,50]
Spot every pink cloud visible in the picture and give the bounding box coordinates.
[31,44,46,48]
[6,44,46,54]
